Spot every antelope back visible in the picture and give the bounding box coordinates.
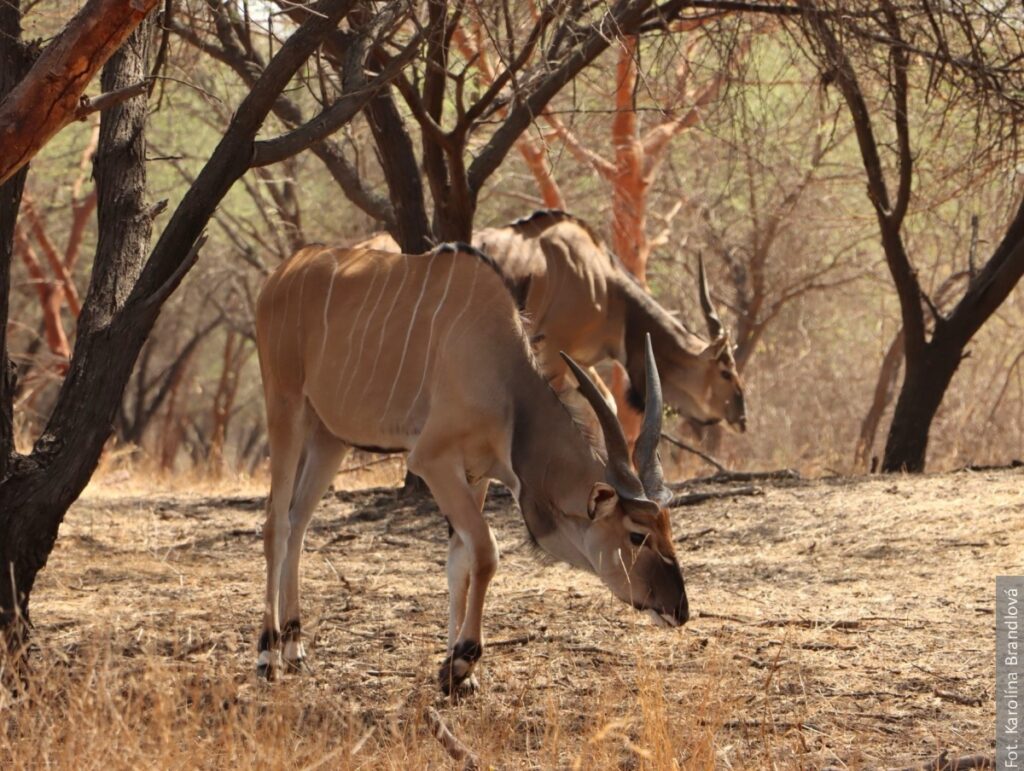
[476,213,625,372]
[255,244,528,449]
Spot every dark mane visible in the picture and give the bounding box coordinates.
[508,211,698,336]
[433,241,529,309]
[508,209,612,265]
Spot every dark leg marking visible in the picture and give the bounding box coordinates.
[256,628,281,680]
[258,628,280,652]
[438,639,483,697]
[282,618,308,674]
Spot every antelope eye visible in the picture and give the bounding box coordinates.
[721,370,733,381]
[629,531,646,547]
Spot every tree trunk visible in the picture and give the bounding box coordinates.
[0,0,31,484]
[0,21,153,653]
[855,329,904,471]
[365,86,432,253]
[881,340,961,472]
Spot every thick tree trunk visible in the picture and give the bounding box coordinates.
[0,21,153,652]
[855,329,904,471]
[881,340,961,472]
[0,0,31,484]
[366,87,432,254]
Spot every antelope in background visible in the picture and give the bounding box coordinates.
[476,210,746,436]
[359,210,746,441]
[255,241,686,693]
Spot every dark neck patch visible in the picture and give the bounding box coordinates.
[433,241,524,307]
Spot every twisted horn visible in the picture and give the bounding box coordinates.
[632,334,671,506]
[698,254,724,340]
[559,352,644,500]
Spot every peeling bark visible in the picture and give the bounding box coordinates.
[0,0,160,185]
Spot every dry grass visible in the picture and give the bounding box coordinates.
[3,468,1019,769]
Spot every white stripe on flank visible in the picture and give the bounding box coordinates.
[317,261,341,377]
[381,253,436,420]
[334,255,382,406]
[403,252,458,424]
[338,254,393,409]
[361,257,410,402]
[436,257,481,357]
[275,266,302,366]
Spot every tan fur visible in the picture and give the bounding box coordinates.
[357,213,747,432]
[254,243,688,689]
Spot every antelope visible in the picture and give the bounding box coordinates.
[359,210,746,435]
[476,210,746,433]
[254,241,687,693]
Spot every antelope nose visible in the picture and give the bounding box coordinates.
[675,596,689,626]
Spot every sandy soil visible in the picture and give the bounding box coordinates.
[28,467,1023,769]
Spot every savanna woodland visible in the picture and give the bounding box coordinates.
[1,0,1022,768]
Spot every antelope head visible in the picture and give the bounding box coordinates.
[692,255,746,432]
[559,336,688,628]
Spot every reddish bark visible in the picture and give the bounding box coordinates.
[0,0,160,185]
[452,24,565,209]
[13,227,71,365]
[545,32,739,286]
[21,197,81,316]
[208,331,249,474]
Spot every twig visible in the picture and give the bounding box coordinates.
[668,486,762,508]
[933,689,983,707]
[889,750,993,771]
[424,707,481,771]
[695,610,752,624]
[489,633,545,649]
[755,618,861,630]
[675,468,801,487]
[661,432,727,472]
[336,456,398,475]
[75,79,151,119]
[675,527,716,542]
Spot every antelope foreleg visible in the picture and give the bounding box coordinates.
[410,456,498,696]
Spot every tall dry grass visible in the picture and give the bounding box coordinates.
[1,632,740,770]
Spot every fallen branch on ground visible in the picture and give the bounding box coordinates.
[675,527,716,542]
[888,750,993,771]
[756,618,861,630]
[674,468,801,487]
[668,486,762,508]
[425,707,481,771]
[661,432,727,471]
[933,689,983,707]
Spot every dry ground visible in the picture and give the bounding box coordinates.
[2,467,1021,769]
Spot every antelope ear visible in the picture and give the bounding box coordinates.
[587,483,620,520]
[699,336,729,360]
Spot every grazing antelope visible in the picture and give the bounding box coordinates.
[255,242,687,693]
[476,210,746,432]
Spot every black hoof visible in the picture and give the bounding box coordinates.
[438,639,482,697]
[256,662,279,682]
